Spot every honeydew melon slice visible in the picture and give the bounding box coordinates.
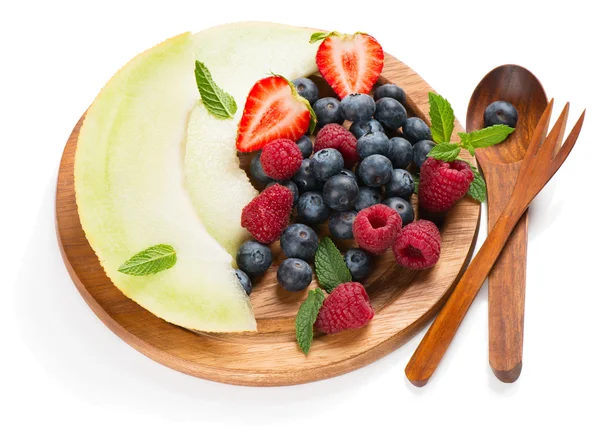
[75,33,255,332]
[184,22,319,255]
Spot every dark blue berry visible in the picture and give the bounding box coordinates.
[323,174,359,211]
[250,152,273,187]
[328,210,357,239]
[354,186,383,211]
[235,269,252,295]
[413,140,436,169]
[385,169,414,200]
[293,159,323,193]
[298,191,331,224]
[310,148,344,181]
[374,84,406,106]
[292,77,319,105]
[357,131,390,158]
[280,223,319,261]
[236,240,272,277]
[344,248,373,281]
[340,93,376,122]
[314,97,344,126]
[387,137,413,169]
[339,168,357,181]
[357,154,393,187]
[349,119,385,139]
[296,135,314,159]
[375,97,407,131]
[267,180,299,206]
[383,197,414,225]
[277,258,313,292]
[484,101,518,128]
[403,117,432,144]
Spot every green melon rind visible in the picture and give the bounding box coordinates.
[74,33,256,332]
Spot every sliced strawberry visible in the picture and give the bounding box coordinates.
[315,32,384,99]
[236,76,315,153]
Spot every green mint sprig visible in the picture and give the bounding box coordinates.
[118,244,177,276]
[194,61,237,119]
[295,288,326,354]
[314,237,352,292]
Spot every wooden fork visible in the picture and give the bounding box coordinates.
[405,100,585,386]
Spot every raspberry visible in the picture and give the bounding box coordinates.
[315,282,374,334]
[260,138,303,180]
[419,158,474,212]
[352,204,402,255]
[314,123,359,167]
[241,184,294,244]
[393,220,441,269]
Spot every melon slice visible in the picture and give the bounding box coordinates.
[75,33,255,332]
[184,22,319,255]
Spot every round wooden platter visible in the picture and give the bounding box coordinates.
[56,52,481,387]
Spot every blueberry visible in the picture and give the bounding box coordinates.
[344,248,373,281]
[267,180,299,206]
[385,169,414,200]
[298,191,331,224]
[292,77,319,105]
[323,174,359,211]
[374,84,406,106]
[403,117,432,144]
[277,258,313,292]
[250,152,273,187]
[387,137,413,169]
[375,97,407,131]
[354,186,383,211]
[340,93,376,122]
[328,210,357,239]
[484,101,518,128]
[314,97,344,126]
[349,119,385,139]
[235,269,252,295]
[357,131,390,159]
[280,223,319,261]
[296,135,314,159]
[339,168,357,181]
[383,197,414,225]
[293,159,323,193]
[413,140,436,169]
[357,154,393,187]
[236,240,272,277]
[310,148,344,181]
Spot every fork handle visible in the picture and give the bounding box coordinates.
[405,201,525,387]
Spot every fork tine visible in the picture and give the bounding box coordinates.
[550,109,586,175]
[537,102,570,163]
[522,99,554,165]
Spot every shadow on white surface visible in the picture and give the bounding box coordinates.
[14,178,409,423]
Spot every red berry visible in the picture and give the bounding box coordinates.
[419,158,474,212]
[352,204,402,255]
[393,220,441,269]
[314,123,359,167]
[241,184,294,244]
[315,282,374,334]
[260,139,303,180]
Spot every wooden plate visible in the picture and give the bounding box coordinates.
[56,53,480,386]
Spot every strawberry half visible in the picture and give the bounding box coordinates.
[314,32,384,99]
[236,75,315,153]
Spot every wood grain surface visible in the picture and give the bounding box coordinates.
[56,53,481,386]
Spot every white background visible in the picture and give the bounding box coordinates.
[2,0,599,439]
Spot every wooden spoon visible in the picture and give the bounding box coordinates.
[466,65,547,382]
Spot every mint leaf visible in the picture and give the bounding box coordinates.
[295,288,326,354]
[458,125,515,151]
[468,166,487,202]
[427,142,461,162]
[194,61,237,119]
[118,244,176,276]
[413,174,420,194]
[428,92,455,143]
[309,31,339,44]
[315,237,352,292]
